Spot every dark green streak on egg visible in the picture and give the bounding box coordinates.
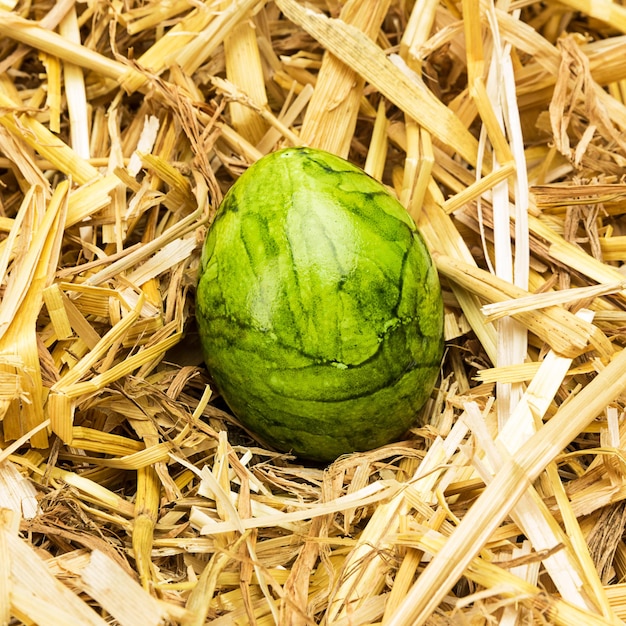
[196,147,444,461]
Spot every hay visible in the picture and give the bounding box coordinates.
[2,0,626,624]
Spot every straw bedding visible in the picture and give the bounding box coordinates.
[2,0,626,624]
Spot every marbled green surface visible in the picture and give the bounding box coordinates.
[196,147,444,461]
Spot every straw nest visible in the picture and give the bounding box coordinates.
[3,0,626,624]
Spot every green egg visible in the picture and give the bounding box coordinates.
[196,147,444,461]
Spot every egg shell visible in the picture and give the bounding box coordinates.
[196,147,444,461]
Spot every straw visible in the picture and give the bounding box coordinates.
[2,1,626,624]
